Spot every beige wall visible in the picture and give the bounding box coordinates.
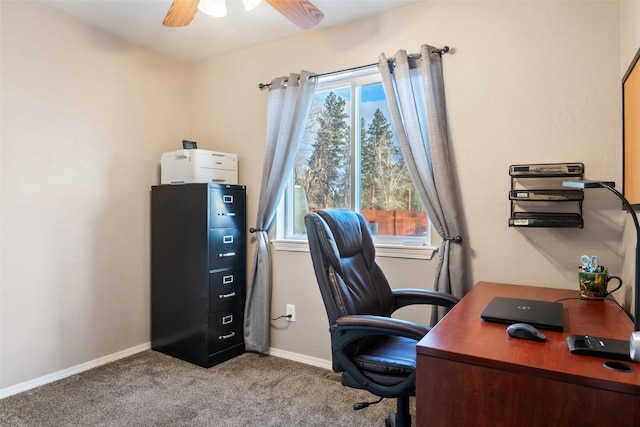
[1,2,190,390]
[1,0,636,393]
[189,1,626,364]
[622,0,640,71]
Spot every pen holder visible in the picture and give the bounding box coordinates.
[578,271,622,300]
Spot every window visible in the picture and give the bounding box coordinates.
[281,68,430,248]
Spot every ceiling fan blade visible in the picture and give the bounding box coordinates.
[266,0,325,30]
[163,0,200,27]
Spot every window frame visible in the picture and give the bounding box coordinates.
[272,68,435,260]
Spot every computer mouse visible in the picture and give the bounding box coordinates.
[506,323,547,342]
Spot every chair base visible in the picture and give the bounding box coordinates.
[386,412,411,427]
[385,396,411,427]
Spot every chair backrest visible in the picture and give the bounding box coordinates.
[304,209,394,326]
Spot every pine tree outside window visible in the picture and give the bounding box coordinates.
[280,69,430,248]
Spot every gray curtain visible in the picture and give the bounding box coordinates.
[244,71,317,353]
[379,45,466,321]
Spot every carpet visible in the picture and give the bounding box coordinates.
[0,350,415,426]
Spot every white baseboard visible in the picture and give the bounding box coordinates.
[267,347,332,370]
[1,343,330,399]
[0,342,151,399]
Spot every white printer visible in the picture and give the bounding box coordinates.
[161,149,238,185]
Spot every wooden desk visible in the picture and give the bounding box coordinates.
[416,281,640,427]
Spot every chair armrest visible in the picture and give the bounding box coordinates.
[391,288,459,311]
[334,314,429,341]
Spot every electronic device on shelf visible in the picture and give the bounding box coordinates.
[182,140,197,149]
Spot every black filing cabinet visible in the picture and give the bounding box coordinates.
[151,183,246,367]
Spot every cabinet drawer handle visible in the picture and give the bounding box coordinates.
[217,212,236,217]
[219,332,236,340]
[222,315,233,325]
[219,292,236,299]
[222,275,234,284]
[219,252,236,258]
[223,195,234,203]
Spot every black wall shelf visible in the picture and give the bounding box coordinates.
[509,163,584,228]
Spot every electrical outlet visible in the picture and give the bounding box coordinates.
[286,304,295,322]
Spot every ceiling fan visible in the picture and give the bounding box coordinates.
[163,0,325,30]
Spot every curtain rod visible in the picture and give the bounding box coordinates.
[258,46,450,90]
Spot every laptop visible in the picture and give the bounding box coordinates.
[480,296,564,331]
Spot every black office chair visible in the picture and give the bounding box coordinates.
[304,209,459,427]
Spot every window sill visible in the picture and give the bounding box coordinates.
[271,239,436,260]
